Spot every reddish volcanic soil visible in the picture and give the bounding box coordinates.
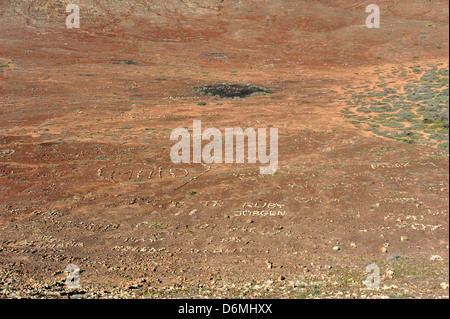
[0,1,449,298]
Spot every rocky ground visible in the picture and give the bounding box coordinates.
[0,0,449,299]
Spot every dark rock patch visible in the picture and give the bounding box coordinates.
[195,83,272,98]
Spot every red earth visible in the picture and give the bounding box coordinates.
[0,0,449,298]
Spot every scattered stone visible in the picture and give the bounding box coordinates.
[69,294,87,299]
[189,209,198,216]
[386,269,394,278]
[333,246,340,251]
[430,255,443,261]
